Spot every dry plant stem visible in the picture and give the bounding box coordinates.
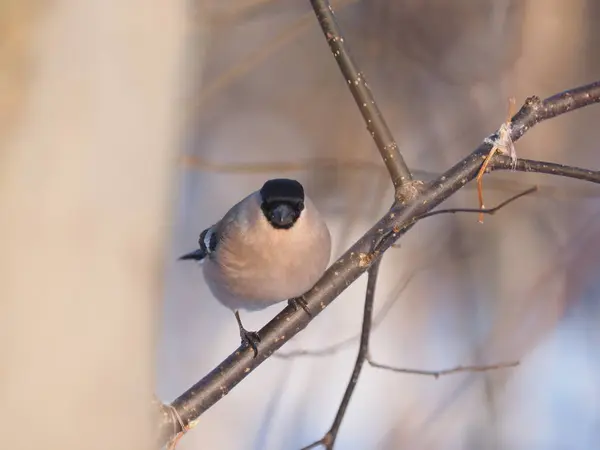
[309,0,412,189]
[165,404,186,450]
[157,82,600,447]
[477,97,516,223]
[301,260,382,450]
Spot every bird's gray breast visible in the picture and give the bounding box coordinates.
[203,198,331,311]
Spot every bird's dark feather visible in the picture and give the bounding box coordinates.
[178,226,218,261]
[199,226,219,255]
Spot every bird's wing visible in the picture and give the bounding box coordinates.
[179,191,257,262]
[178,223,219,262]
[199,225,219,255]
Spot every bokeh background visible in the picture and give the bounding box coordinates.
[0,1,186,449]
[1,1,599,450]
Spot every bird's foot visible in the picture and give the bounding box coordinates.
[234,310,260,358]
[288,296,312,317]
[240,328,261,358]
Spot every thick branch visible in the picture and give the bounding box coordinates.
[158,81,600,446]
[309,0,412,189]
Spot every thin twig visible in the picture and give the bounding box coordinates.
[492,156,600,183]
[416,186,538,221]
[367,359,519,379]
[188,0,359,120]
[309,0,412,190]
[300,259,382,450]
[181,154,600,199]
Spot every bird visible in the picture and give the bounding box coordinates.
[179,178,332,357]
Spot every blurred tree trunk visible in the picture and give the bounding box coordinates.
[0,1,189,449]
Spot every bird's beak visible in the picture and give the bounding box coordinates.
[178,249,206,261]
[271,203,296,227]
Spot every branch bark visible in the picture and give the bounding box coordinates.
[309,0,413,190]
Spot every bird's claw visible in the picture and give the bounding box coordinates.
[240,329,261,358]
[288,297,312,317]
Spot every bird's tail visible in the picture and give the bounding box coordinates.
[178,248,207,261]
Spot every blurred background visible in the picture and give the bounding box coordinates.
[159,1,600,449]
[1,1,599,450]
[0,1,186,449]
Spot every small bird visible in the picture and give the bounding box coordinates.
[179,178,331,356]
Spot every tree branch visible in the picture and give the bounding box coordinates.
[274,187,536,361]
[491,156,600,183]
[508,81,600,142]
[309,0,413,190]
[158,80,600,447]
[301,260,382,450]
[366,359,519,379]
[299,249,519,450]
[416,186,537,220]
[292,190,529,449]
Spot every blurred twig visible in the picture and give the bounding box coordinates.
[181,155,600,199]
[180,154,382,174]
[367,359,519,379]
[190,0,357,120]
[190,11,311,112]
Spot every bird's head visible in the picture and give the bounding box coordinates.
[259,178,305,229]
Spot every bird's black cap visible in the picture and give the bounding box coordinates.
[260,179,305,229]
[259,178,305,205]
